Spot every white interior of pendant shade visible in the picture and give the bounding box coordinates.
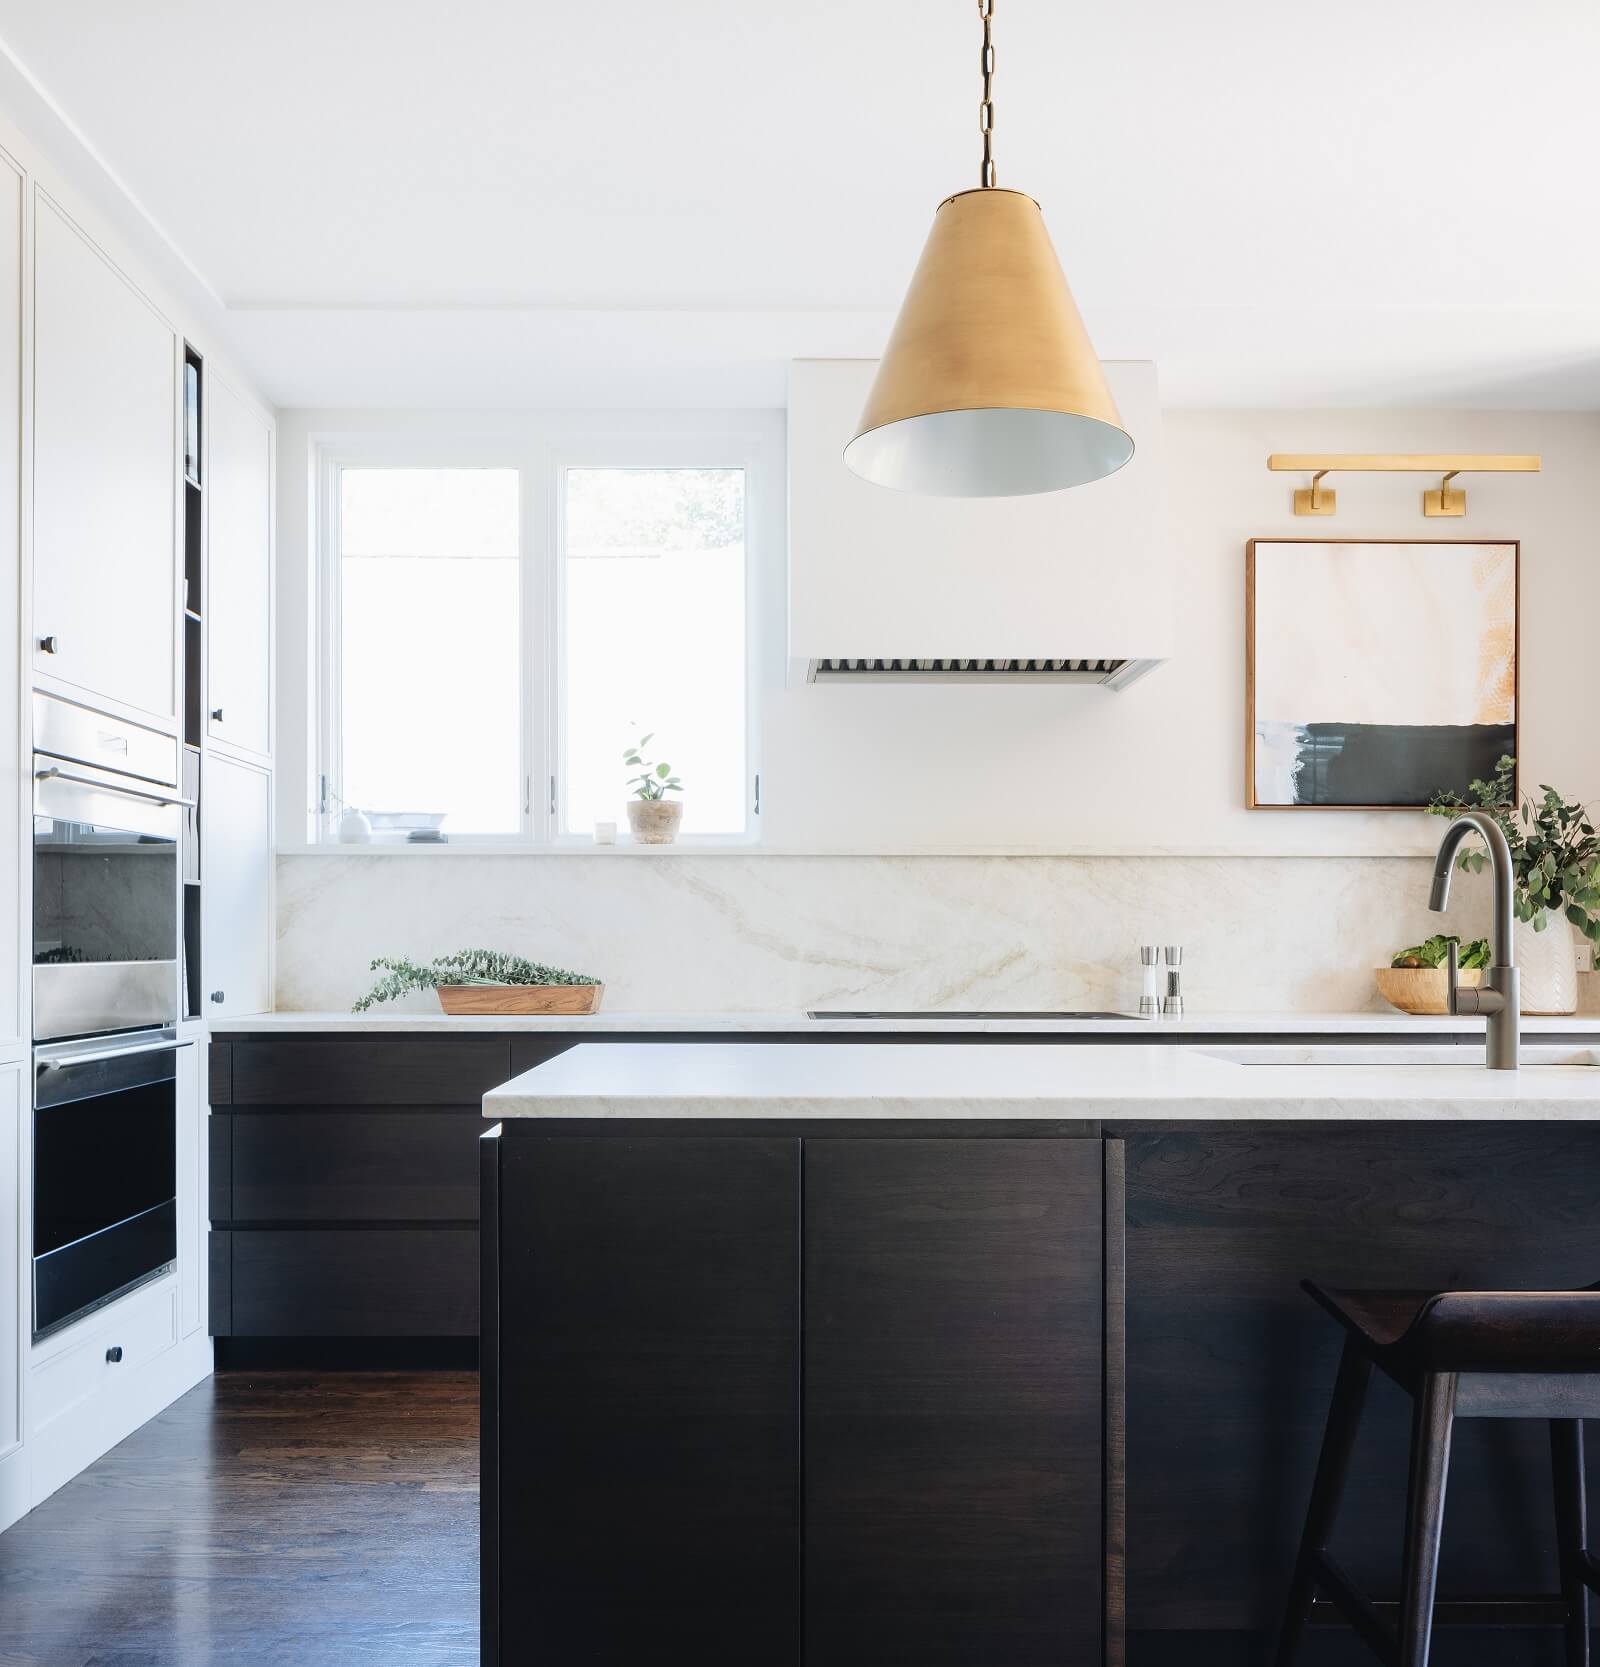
[844,407,1135,498]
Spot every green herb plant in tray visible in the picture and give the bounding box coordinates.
[353,949,604,1016]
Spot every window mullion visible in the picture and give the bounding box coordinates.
[523,450,551,844]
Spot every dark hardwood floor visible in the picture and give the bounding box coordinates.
[0,1371,477,1667]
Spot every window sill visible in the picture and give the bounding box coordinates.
[282,840,763,857]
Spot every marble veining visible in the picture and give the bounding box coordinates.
[276,852,1517,1015]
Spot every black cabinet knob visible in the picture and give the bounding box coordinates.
[105,1345,123,1363]
[210,990,225,1004]
[38,634,58,655]
[211,707,223,722]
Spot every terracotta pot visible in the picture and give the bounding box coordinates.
[627,799,683,844]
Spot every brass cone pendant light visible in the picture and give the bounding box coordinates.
[845,0,1132,497]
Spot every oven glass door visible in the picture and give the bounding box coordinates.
[33,1037,178,1340]
[33,765,180,1039]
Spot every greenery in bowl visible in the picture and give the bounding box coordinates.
[353,949,601,1012]
[623,732,683,801]
[1391,934,1491,971]
[1430,755,1600,947]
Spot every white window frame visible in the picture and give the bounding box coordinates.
[547,431,767,848]
[311,418,769,850]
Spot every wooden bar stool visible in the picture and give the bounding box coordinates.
[1276,1279,1600,1667]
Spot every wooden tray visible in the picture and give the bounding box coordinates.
[436,984,605,1016]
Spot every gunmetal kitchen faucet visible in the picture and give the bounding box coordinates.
[1429,809,1520,1070]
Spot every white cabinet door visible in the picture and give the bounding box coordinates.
[0,156,21,1054]
[207,376,272,758]
[176,1039,205,1339]
[33,193,177,725]
[0,1060,24,1531]
[202,754,271,1017]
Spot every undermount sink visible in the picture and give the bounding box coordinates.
[1201,1045,1600,1069]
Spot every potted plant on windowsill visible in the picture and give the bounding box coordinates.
[623,732,684,844]
[352,949,605,1015]
[1431,756,1600,1014]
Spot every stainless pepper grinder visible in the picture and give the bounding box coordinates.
[1139,946,1162,1018]
[1162,945,1184,1018]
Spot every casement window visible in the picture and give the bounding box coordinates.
[314,426,765,846]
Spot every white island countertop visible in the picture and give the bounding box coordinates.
[484,1040,1600,1122]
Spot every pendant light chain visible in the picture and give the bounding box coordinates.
[979,0,996,187]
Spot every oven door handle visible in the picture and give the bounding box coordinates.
[34,766,195,809]
[37,1038,183,1071]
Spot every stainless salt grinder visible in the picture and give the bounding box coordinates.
[1140,946,1162,1017]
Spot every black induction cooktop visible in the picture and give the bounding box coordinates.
[805,1010,1141,1020]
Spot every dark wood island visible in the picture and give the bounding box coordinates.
[480,1040,1600,1667]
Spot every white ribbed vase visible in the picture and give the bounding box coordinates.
[1519,910,1579,1015]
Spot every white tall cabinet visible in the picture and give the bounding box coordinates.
[0,110,276,1531]
[0,1062,22,1532]
[202,753,273,1018]
[0,144,25,1534]
[206,374,272,761]
[0,153,21,1056]
[31,196,178,728]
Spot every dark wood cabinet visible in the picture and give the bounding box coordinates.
[481,1127,1109,1667]
[486,1133,802,1667]
[220,1226,478,1336]
[208,1036,533,1340]
[804,1138,1105,1667]
[1123,1123,1600,1641]
[223,1110,482,1222]
[224,1035,514,1106]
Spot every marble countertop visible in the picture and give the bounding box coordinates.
[483,1040,1600,1121]
[216,1009,1600,1036]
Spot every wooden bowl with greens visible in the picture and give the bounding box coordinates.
[1375,935,1489,1015]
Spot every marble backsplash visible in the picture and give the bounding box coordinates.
[272,852,1581,1015]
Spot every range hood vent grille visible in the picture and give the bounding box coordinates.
[807,656,1159,689]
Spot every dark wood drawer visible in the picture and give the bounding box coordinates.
[226,1037,513,1106]
[216,1110,481,1224]
[220,1228,478,1337]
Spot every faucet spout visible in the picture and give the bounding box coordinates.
[1429,809,1520,1069]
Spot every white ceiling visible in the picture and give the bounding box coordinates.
[2,0,1599,409]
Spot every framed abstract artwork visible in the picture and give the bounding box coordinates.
[1246,539,1519,810]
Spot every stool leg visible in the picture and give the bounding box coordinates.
[1275,1337,1374,1667]
[1398,1371,1457,1667]
[1551,1419,1590,1667]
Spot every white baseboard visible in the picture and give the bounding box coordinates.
[0,1437,27,1533]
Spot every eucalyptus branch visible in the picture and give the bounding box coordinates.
[1430,756,1600,944]
[353,949,601,1012]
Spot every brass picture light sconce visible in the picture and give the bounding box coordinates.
[1267,454,1541,517]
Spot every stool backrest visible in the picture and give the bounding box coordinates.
[1411,1286,1600,1370]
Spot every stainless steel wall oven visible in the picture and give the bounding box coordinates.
[32,694,187,1041]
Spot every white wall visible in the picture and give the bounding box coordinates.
[277,404,1598,855]
[273,404,1599,1012]
[764,406,1595,855]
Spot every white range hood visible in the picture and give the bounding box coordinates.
[788,359,1170,687]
